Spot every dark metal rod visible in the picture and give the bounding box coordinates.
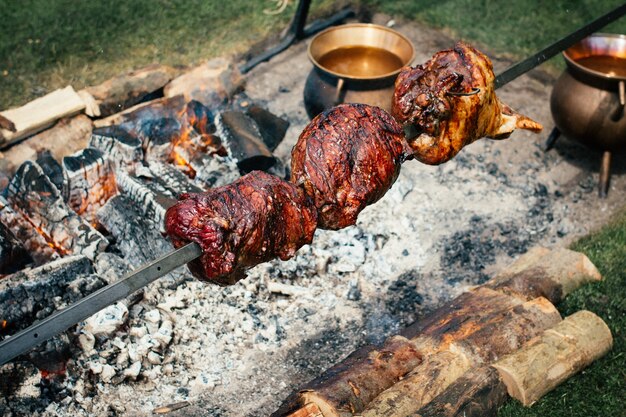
[0,242,202,366]
[495,2,626,88]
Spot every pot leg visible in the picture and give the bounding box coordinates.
[599,151,612,198]
[543,127,560,151]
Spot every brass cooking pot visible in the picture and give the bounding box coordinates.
[304,23,414,119]
[550,33,626,152]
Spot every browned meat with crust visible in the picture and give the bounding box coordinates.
[165,171,317,285]
[290,103,410,230]
[392,42,542,165]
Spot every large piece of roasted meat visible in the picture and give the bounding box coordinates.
[392,41,542,165]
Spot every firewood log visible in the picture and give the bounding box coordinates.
[286,403,323,417]
[0,86,86,147]
[413,366,508,417]
[492,310,612,406]
[485,247,601,303]
[84,64,176,117]
[272,335,431,417]
[362,348,472,417]
[362,297,560,417]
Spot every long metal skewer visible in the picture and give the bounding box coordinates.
[1,3,626,367]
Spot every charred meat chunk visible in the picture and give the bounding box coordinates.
[165,171,317,285]
[290,103,410,230]
[392,42,542,165]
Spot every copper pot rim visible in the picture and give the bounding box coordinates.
[307,23,415,82]
[563,33,626,82]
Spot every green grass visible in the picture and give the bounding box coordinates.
[363,0,626,67]
[0,0,337,108]
[498,209,626,417]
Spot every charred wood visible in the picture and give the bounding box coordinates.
[0,221,32,275]
[63,148,118,224]
[414,366,507,417]
[217,111,276,173]
[36,151,68,200]
[147,162,202,196]
[0,255,100,334]
[0,195,60,265]
[245,105,289,151]
[114,171,171,232]
[89,125,144,173]
[6,161,108,259]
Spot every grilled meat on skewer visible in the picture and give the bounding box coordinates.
[291,104,410,230]
[392,41,542,165]
[165,171,317,285]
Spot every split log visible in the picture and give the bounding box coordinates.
[0,86,86,147]
[485,247,601,303]
[245,105,290,151]
[492,310,612,406]
[163,58,244,108]
[414,366,508,417]
[0,115,92,175]
[362,297,561,417]
[363,348,472,417]
[84,64,176,117]
[272,335,431,417]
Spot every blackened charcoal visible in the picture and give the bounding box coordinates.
[0,221,32,275]
[36,151,68,199]
[90,126,144,173]
[115,171,171,231]
[147,162,203,196]
[0,255,100,334]
[245,105,289,151]
[217,111,276,173]
[185,100,217,135]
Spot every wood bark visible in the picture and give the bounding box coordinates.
[0,86,86,147]
[413,366,508,417]
[492,310,612,406]
[272,335,431,417]
[485,247,601,303]
[286,403,323,417]
[361,297,560,417]
[362,348,472,417]
[456,297,561,363]
[401,287,524,341]
[84,64,176,117]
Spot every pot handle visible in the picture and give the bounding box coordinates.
[612,80,625,121]
[333,78,346,106]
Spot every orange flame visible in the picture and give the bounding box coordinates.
[1,320,7,330]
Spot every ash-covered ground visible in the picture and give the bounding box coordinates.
[2,14,625,417]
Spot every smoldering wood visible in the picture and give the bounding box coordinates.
[245,105,290,151]
[414,366,508,417]
[190,153,241,189]
[114,171,171,232]
[89,126,144,173]
[217,111,276,173]
[63,148,119,224]
[96,195,186,285]
[0,255,104,334]
[84,64,177,117]
[0,221,32,275]
[455,297,562,363]
[6,161,108,260]
[492,310,612,406]
[0,86,86,147]
[36,151,68,200]
[0,195,60,265]
[485,247,601,303]
[273,335,429,417]
[363,349,472,417]
[142,117,181,163]
[146,162,203,196]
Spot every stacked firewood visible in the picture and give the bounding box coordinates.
[274,247,612,417]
